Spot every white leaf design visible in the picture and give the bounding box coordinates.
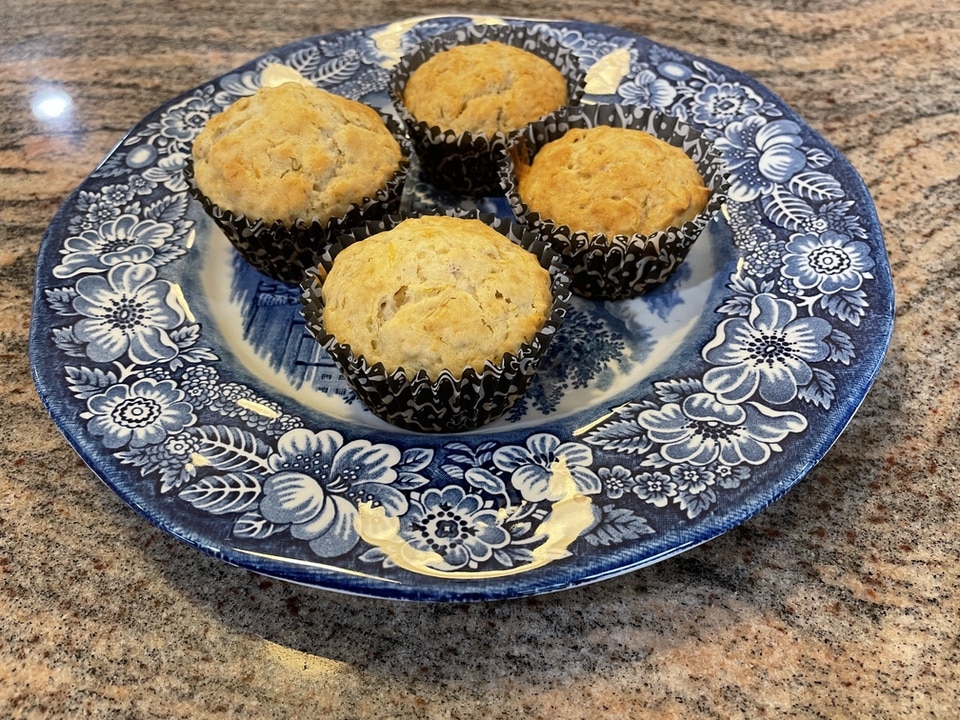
[786,170,844,202]
[761,186,815,230]
[233,510,285,539]
[195,425,271,473]
[179,472,262,515]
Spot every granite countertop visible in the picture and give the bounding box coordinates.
[2,1,958,717]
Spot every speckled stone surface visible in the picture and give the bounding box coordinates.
[2,1,958,717]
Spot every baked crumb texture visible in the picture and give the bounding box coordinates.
[389,23,584,195]
[517,125,712,238]
[300,213,572,433]
[321,215,552,380]
[186,82,409,283]
[403,42,568,138]
[192,82,402,226]
[502,103,730,300]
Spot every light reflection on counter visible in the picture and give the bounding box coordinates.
[30,85,76,133]
[263,640,349,677]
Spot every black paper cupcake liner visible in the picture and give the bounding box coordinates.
[500,103,730,300]
[185,109,412,285]
[299,210,573,433]
[389,23,585,196]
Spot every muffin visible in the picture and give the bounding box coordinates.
[516,125,713,238]
[300,212,572,432]
[322,214,553,379]
[187,81,409,283]
[502,103,729,299]
[403,41,569,138]
[389,23,584,195]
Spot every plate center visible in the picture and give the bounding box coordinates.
[194,209,734,433]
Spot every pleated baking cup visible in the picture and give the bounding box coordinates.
[184,112,412,285]
[388,23,585,196]
[501,103,730,300]
[299,211,573,433]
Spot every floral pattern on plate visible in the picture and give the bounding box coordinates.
[30,15,893,601]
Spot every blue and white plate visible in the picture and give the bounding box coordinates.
[29,15,894,602]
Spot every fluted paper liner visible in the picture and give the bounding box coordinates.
[501,103,730,299]
[389,23,585,196]
[299,211,572,433]
[185,109,411,284]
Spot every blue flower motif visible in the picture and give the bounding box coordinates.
[67,189,124,234]
[727,202,785,277]
[800,200,867,240]
[100,183,137,207]
[536,26,627,64]
[703,293,832,404]
[114,427,201,492]
[153,430,203,490]
[398,485,510,571]
[158,94,218,144]
[125,174,157,196]
[54,215,177,278]
[598,465,637,499]
[632,470,677,507]
[179,364,221,405]
[72,263,187,365]
[738,225,785,277]
[205,381,300,435]
[692,82,764,128]
[618,69,677,110]
[493,433,602,503]
[670,463,720,517]
[332,30,386,67]
[781,231,876,294]
[258,429,407,558]
[709,462,751,489]
[670,463,716,495]
[637,392,807,466]
[85,377,195,449]
[715,116,807,201]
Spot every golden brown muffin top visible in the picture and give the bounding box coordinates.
[517,125,712,238]
[321,215,553,380]
[402,41,568,137]
[192,82,402,226]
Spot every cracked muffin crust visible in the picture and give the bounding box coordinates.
[320,214,553,380]
[191,82,403,227]
[401,41,569,138]
[516,124,712,239]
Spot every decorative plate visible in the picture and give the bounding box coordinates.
[29,14,894,602]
